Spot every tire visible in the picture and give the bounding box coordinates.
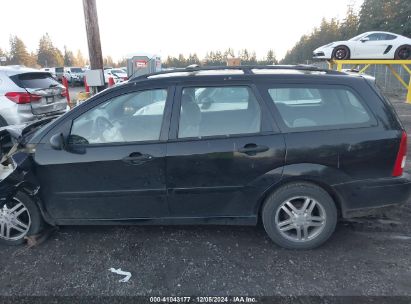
[0,116,8,127]
[332,45,350,60]
[262,182,337,249]
[0,191,45,246]
[394,45,411,60]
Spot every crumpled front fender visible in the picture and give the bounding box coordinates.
[0,151,39,203]
[0,151,57,225]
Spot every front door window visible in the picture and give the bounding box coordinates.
[70,89,167,144]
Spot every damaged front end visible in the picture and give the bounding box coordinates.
[0,118,56,204]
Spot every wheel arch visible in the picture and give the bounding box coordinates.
[256,176,344,224]
[5,181,56,226]
[0,114,8,127]
[332,45,351,59]
[394,44,411,60]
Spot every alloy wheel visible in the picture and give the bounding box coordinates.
[0,198,31,241]
[398,46,411,60]
[275,196,326,242]
[334,48,347,60]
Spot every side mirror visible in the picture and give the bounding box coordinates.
[360,37,370,42]
[50,133,64,150]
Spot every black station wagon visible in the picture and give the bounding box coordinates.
[0,65,410,249]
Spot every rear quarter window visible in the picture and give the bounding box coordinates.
[10,72,60,89]
[267,86,375,130]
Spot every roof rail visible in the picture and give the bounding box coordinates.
[129,64,343,82]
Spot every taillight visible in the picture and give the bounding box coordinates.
[392,131,407,177]
[5,92,42,104]
[61,88,68,97]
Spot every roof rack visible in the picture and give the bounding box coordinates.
[129,64,343,82]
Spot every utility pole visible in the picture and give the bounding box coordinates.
[82,0,104,92]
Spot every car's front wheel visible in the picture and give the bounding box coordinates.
[394,45,411,60]
[0,191,44,245]
[332,46,350,60]
[262,182,337,249]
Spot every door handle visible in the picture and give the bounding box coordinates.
[122,152,153,165]
[238,144,269,156]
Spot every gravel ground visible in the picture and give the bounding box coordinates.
[0,95,411,297]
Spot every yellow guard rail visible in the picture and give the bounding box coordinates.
[328,60,411,103]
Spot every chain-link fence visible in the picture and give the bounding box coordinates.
[311,61,409,98]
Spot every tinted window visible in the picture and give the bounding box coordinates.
[385,34,397,40]
[268,87,372,129]
[366,33,388,41]
[11,72,60,89]
[70,89,167,144]
[178,86,261,138]
[70,67,83,73]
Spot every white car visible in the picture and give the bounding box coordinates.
[0,66,67,126]
[105,68,128,82]
[103,71,121,85]
[313,31,411,60]
[40,67,57,79]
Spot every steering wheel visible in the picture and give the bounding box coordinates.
[199,96,215,110]
[90,116,114,142]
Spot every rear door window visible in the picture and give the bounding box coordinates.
[10,72,60,89]
[267,86,374,129]
[178,86,261,138]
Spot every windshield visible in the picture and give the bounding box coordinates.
[10,72,60,89]
[111,69,124,73]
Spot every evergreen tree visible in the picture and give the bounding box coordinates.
[104,56,115,67]
[63,46,75,66]
[0,48,8,65]
[37,33,63,67]
[9,36,33,66]
[75,50,86,67]
[340,5,360,40]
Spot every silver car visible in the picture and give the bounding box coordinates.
[0,66,68,126]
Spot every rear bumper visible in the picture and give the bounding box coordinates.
[333,173,411,218]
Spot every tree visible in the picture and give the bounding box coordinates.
[223,48,235,59]
[178,54,186,67]
[9,36,34,66]
[239,49,250,62]
[340,5,359,40]
[37,33,64,67]
[64,46,75,66]
[281,17,341,64]
[259,49,278,65]
[0,48,8,65]
[187,53,200,65]
[103,55,114,67]
[358,0,411,36]
[75,50,86,67]
[116,57,127,68]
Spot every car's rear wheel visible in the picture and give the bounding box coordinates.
[0,191,44,246]
[394,45,411,60]
[332,46,350,60]
[262,182,337,249]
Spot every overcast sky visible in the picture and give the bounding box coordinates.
[0,0,362,61]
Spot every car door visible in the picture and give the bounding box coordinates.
[355,33,391,58]
[166,81,286,219]
[34,85,173,221]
